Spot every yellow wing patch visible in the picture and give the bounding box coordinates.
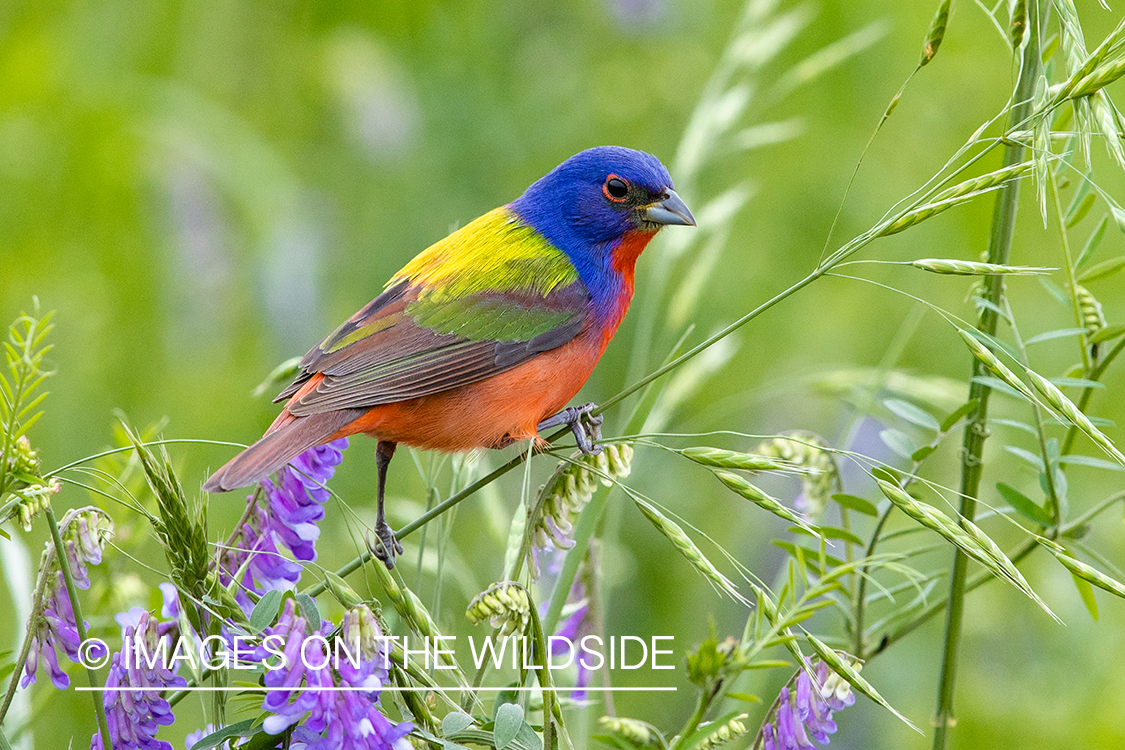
[391,207,578,301]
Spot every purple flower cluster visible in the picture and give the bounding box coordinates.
[91,611,188,750]
[21,570,82,689]
[760,659,855,750]
[219,439,348,602]
[256,600,413,750]
[22,510,108,689]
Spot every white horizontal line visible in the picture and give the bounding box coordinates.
[75,686,676,693]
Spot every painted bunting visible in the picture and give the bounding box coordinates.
[204,146,694,567]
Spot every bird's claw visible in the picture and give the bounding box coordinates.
[539,402,603,456]
[368,522,404,570]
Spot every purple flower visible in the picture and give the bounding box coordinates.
[256,600,413,749]
[159,583,180,620]
[759,659,855,750]
[22,519,107,690]
[218,440,348,602]
[91,611,188,750]
[22,571,82,689]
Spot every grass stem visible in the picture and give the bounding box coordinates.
[932,10,1042,744]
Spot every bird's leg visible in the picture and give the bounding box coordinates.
[537,403,603,455]
[369,440,403,570]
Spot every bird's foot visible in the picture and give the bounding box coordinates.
[537,403,603,456]
[367,521,404,570]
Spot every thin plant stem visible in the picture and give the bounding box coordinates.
[932,5,1041,746]
[45,507,112,750]
[669,694,711,750]
[1048,170,1091,372]
[853,503,895,659]
[299,438,563,598]
[0,557,53,726]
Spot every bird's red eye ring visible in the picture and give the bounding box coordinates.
[603,175,630,202]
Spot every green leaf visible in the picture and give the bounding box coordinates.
[773,541,844,569]
[1088,325,1125,345]
[493,702,524,750]
[832,493,878,516]
[1109,202,1125,233]
[1024,327,1088,345]
[1071,572,1099,620]
[250,589,283,631]
[1059,455,1125,471]
[1076,213,1110,268]
[1049,377,1105,390]
[884,399,941,431]
[911,444,937,462]
[1065,192,1096,228]
[726,691,762,702]
[1078,256,1125,283]
[816,526,866,546]
[743,661,791,671]
[996,482,1053,526]
[1038,276,1071,306]
[296,593,321,628]
[1003,445,1046,471]
[189,720,259,750]
[879,428,916,460]
[442,712,475,737]
[513,722,543,750]
[940,399,980,432]
[990,418,1038,436]
[492,687,520,722]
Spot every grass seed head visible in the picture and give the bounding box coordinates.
[634,499,742,601]
[756,432,838,520]
[1025,369,1125,466]
[597,716,661,748]
[956,329,1035,398]
[532,444,633,556]
[1048,548,1125,599]
[920,0,951,66]
[714,469,818,531]
[681,446,797,472]
[1009,0,1028,49]
[1076,284,1107,334]
[466,581,531,637]
[911,259,1052,275]
[697,714,750,750]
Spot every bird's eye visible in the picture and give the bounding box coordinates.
[603,175,630,202]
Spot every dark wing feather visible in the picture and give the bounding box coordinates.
[280,278,590,417]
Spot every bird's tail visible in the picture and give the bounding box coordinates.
[203,409,363,493]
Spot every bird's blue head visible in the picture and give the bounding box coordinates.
[509,147,694,292]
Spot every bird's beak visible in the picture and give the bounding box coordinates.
[644,189,696,226]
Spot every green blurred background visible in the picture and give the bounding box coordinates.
[2,0,1125,748]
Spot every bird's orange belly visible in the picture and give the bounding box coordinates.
[328,333,604,451]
